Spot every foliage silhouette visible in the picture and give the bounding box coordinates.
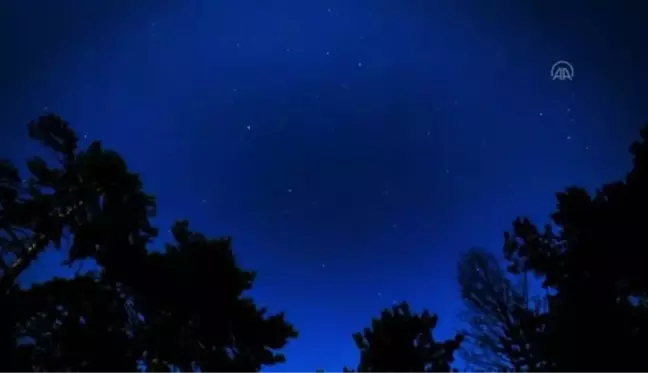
[6,114,648,373]
[1,114,298,371]
[501,124,648,371]
[345,301,463,372]
[456,247,545,372]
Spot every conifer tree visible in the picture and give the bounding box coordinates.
[347,302,462,372]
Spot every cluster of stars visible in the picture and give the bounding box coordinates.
[538,107,590,149]
[132,15,594,305]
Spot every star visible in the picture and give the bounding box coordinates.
[246,125,251,130]
[566,135,572,140]
[539,112,544,116]
[325,51,330,56]
[357,62,363,67]
[288,188,292,193]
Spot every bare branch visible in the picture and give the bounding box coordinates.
[457,247,543,371]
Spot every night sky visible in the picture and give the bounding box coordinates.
[1,0,647,371]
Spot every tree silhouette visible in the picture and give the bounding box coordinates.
[1,114,158,297]
[502,125,648,371]
[456,247,545,372]
[1,114,298,371]
[346,302,463,372]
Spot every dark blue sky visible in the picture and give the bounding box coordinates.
[2,0,647,370]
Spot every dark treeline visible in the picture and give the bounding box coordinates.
[2,114,648,372]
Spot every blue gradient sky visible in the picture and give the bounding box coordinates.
[1,0,647,370]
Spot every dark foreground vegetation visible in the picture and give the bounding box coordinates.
[2,114,648,371]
